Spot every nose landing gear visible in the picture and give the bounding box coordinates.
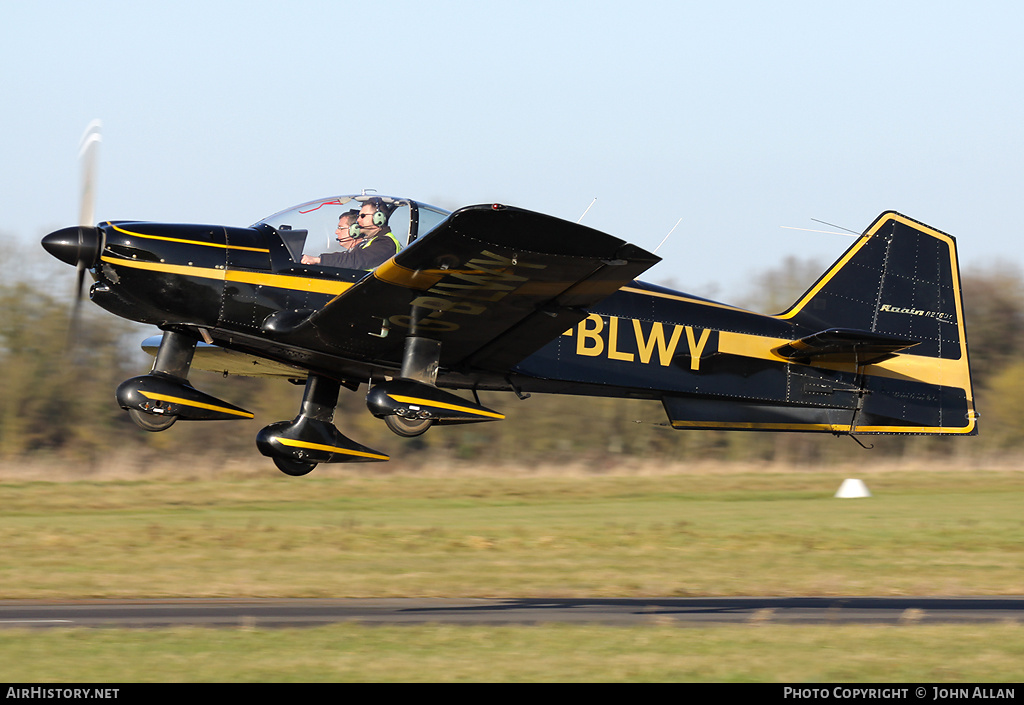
[257,374,389,476]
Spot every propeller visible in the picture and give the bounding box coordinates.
[41,119,103,347]
[75,119,102,308]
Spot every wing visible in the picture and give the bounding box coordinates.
[264,204,660,374]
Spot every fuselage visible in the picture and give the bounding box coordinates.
[45,201,975,441]
[86,219,832,406]
[40,192,977,476]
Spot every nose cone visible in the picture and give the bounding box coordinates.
[42,226,101,267]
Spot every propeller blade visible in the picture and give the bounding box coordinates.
[67,264,87,350]
[78,119,101,228]
[69,119,102,348]
[75,232,88,304]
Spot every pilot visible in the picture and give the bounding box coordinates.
[301,199,400,270]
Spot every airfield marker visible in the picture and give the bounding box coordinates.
[834,478,871,498]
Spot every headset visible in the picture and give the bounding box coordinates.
[351,200,389,238]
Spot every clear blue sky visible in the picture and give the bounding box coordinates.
[3,0,1022,303]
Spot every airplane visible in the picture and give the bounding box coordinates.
[41,132,977,476]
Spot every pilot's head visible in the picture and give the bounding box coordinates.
[357,199,389,238]
[335,210,360,248]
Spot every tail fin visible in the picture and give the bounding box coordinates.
[779,211,977,435]
[781,212,961,340]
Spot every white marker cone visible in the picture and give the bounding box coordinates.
[835,478,871,498]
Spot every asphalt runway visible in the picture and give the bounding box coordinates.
[1,597,1022,629]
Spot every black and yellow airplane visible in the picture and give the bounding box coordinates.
[41,137,977,475]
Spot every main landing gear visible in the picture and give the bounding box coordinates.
[366,336,504,437]
[116,330,254,430]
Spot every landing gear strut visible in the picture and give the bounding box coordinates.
[257,374,389,475]
[388,336,441,437]
[367,336,504,435]
[116,330,253,430]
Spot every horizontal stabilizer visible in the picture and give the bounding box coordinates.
[772,328,919,365]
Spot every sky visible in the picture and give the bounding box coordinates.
[3,0,1023,304]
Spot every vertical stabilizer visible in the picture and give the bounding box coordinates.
[777,211,976,434]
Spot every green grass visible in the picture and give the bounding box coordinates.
[2,624,1023,682]
[0,464,1022,681]
[1,470,1021,598]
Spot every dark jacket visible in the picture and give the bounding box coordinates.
[319,229,400,270]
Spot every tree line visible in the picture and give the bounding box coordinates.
[1,239,1019,470]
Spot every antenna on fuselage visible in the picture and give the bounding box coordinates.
[653,217,683,255]
[576,197,597,223]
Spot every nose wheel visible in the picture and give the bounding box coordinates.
[257,375,389,475]
[272,457,317,476]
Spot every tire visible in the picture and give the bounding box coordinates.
[273,457,317,476]
[127,408,177,432]
[384,415,434,438]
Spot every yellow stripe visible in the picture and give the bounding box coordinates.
[276,437,390,461]
[373,259,446,289]
[618,286,754,314]
[100,256,354,296]
[387,394,506,420]
[670,419,976,434]
[717,329,973,391]
[772,235,873,321]
[225,270,354,296]
[138,391,254,418]
[854,423,977,434]
[110,223,270,253]
[671,420,845,432]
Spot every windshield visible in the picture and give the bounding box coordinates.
[253,194,451,263]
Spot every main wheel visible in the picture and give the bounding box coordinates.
[384,414,434,438]
[127,408,177,432]
[273,457,317,476]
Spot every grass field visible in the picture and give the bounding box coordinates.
[0,457,1021,682]
[3,624,1024,682]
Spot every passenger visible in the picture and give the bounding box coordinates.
[302,199,400,270]
[301,210,360,266]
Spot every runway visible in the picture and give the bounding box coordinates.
[1,597,1022,629]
